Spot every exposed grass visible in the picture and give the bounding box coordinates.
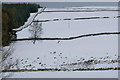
[2,53,118,73]
[61,59,119,66]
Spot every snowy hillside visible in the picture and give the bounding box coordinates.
[3,6,119,78]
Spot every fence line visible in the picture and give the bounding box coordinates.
[2,67,119,72]
[33,16,120,23]
[12,32,120,41]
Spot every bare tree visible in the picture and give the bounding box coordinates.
[29,22,43,44]
[1,45,20,78]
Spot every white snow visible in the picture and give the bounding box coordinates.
[44,6,118,12]
[10,71,118,78]
[17,11,118,39]
[4,6,118,78]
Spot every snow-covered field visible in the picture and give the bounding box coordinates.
[3,6,118,78]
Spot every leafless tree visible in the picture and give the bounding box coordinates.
[29,22,43,44]
[1,45,20,78]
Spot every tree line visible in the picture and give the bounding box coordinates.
[2,3,42,46]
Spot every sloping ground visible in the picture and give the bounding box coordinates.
[43,7,118,12]
[3,7,119,78]
[13,8,45,32]
[2,3,41,46]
